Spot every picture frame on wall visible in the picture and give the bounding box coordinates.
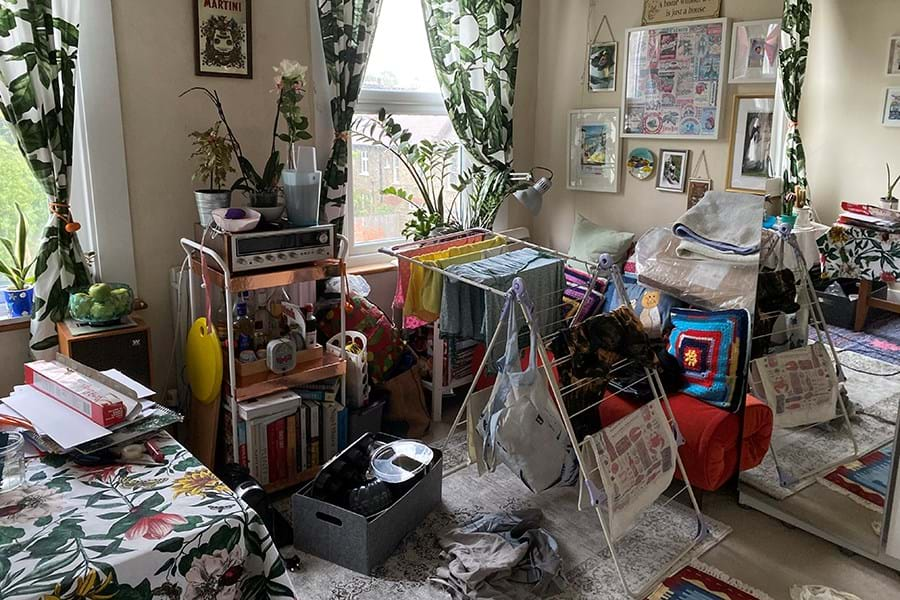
[729,19,780,84]
[622,18,729,139]
[687,178,712,209]
[567,109,621,193]
[888,36,900,76]
[656,149,689,193]
[193,0,253,79]
[884,87,900,127]
[727,95,776,193]
[589,42,617,92]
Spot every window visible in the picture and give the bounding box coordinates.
[349,0,460,254]
[359,150,370,176]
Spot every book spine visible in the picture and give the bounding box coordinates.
[286,414,297,476]
[299,403,308,471]
[337,401,348,451]
[276,417,287,481]
[310,402,320,468]
[268,420,282,482]
[322,402,338,462]
[257,421,270,485]
[238,419,248,468]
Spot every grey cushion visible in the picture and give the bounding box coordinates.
[567,213,634,268]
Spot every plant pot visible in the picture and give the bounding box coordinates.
[282,169,321,226]
[879,196,898,210]
[248,190,279,208]
[4,287,33,318]
[195,190,231,227]
[778,214,798,227]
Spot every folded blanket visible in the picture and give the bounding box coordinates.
[673,191,764,257]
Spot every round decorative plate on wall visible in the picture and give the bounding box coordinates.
[627,148,656,180]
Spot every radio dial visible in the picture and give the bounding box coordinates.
[277,253,286,260]
[318,233,329,244]
[288,251,298,258]
[266,255,275,261]
[236,258,246,264]
[253,256,263,263]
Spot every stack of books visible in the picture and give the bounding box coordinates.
[224,377,348,485]
[838,202,900,233]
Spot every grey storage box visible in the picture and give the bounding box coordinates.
[292,434,442,574]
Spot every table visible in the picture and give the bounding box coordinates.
[0,434,296,599]
[818,224,900,331]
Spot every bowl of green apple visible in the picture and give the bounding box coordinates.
[68,283,134,326]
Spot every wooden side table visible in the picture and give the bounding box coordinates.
[57,317,153,386]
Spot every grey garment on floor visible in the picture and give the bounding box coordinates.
[440,248,565,369]
[430,509,565,600]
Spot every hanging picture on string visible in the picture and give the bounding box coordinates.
[589,42,617,92]
[686,150,712,208]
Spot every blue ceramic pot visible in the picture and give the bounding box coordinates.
[3,287,33,318]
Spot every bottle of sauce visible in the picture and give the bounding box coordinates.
[234,302,254,352]
[304,304,317,347]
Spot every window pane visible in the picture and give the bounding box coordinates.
[363,0,440,93]
[352,113,458,244]
[0,119,47,287]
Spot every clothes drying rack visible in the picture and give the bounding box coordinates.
[755,223,856,487]
[381,229,708,599]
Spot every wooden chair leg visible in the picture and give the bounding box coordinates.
[854,279,872,331]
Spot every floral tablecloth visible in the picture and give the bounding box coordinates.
[818,224,900,281]
[0,434,296,600]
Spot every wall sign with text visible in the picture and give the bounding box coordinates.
[193,0,253,78]
[643,0,721,26]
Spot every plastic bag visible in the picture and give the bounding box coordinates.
[476,301,578,493]
[790,585,863,600]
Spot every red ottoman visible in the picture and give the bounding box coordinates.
[598,392,773,492]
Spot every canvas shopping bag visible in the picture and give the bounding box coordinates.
[476,302,578,493]
[749,342,838,428]
[577,399,677,541]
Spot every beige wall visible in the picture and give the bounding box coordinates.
[802,0,900,225]
[530,0,786,251]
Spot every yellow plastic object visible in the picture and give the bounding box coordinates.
[185,317,223,405]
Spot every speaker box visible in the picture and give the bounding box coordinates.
[58,318,153,387]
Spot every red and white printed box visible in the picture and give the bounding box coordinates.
[24,360,130,427]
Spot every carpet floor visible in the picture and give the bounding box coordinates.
[285,461,730,599]
[818,308,900,366]
[741,350,900,499]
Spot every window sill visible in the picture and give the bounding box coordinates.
[347,261,397,276]
[0,316,30,333]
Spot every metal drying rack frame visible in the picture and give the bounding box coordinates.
[757,223,857,488]
[382,229,707,599]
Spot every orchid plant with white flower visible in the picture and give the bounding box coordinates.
[273,59,311,169]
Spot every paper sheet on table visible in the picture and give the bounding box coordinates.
[5,386,110,450]
[101,369,155,399]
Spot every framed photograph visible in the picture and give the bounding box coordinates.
[729,19,780,84]
[567,109,621,193]
[589,42,617,92]
[887,36,900,76]
[656,149,689,193]
[727,95,776,193]
[622,18,729,139]
[884,87,900,127]
[687,178,712,209]
[193,0,253,78]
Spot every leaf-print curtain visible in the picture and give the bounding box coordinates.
[421,0,522,173]
[779,0,811,196]
[316,0,384,235]
[0,0,91,356]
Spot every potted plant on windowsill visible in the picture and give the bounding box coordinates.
[0,204,35,318]
[189,121,235,226]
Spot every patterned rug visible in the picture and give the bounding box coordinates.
[819,444,893,512]
[818,308,900,366]
[282,460,731,599]
[741,350,900,499]
[649,561,775,600]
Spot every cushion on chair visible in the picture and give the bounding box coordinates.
[598,392,773,492]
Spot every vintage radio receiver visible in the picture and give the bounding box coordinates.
[195,222,334,273]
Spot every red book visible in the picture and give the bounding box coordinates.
[267,420,281,482]
[276,418,287,481]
